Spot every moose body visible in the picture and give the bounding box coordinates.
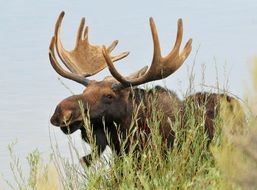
[50,82,237,165]
[51,84,182,161]
[48,12,241,166]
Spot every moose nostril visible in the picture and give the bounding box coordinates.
[63,110,72,123]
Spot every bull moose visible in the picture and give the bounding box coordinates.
[49,12,241,166]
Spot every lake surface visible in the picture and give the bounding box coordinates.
[1,0,257,188]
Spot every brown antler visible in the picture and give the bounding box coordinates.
[49,36,91,85]
[49,11,129,85]
[102,17,192,88]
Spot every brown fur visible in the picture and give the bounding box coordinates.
[183,92,244,141]
[50,82,242,166]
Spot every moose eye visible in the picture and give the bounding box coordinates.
[105,94,113,99]
[102,94,114,104]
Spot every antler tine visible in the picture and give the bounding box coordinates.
[54,11,76,73]
[49,37,90,86]
[54,11,65,37]
[168,18,183,58]
[83,26,89,41]
[150,17,161,62]
[103,17,192,88]
[107,40,118,52]
[178,38,193,65]
[107,40,130,61]
[75,17,87,47]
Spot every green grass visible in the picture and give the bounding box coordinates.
[1,96,241,190]
[3,59,257,190]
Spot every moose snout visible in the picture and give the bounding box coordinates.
[50,105,73,127]
[50,95,88,127]
[50,112,60,126]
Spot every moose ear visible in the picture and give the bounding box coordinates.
[110,66,149,90]
[103,76,118,82]
[125,66,148,80]
[109,66,148,90]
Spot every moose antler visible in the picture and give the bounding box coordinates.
[49,11,129,86]
[102,18,192,88]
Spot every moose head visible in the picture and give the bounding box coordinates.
[49,11,192,165]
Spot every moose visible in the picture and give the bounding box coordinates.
[49,12,241,166]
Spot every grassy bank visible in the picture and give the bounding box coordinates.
[3,60,257,190]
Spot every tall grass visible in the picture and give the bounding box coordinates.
[212,57,257,190]
[3,59,257,189]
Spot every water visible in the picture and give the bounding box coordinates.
[1,0,257,188]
